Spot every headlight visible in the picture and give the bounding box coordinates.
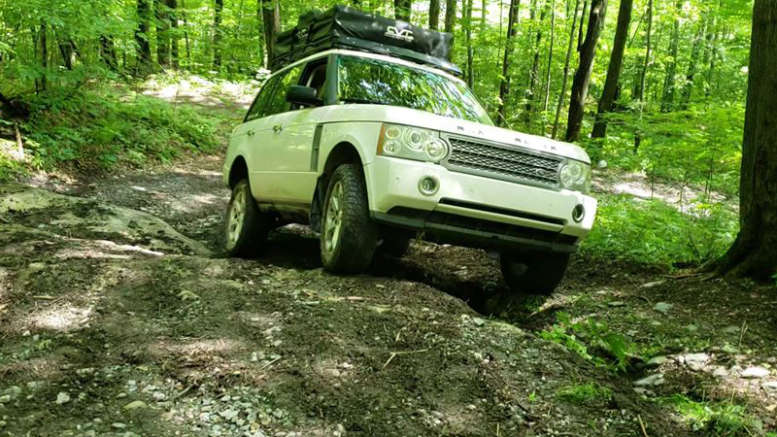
[378,124,449,163]
[559,160,592,193]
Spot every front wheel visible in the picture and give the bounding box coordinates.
[320,164,378,273]
[224,179,270,257]
[500,251,571,295]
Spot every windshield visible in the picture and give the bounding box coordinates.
[337,55,493,125]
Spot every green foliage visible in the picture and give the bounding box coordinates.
[586,104,745,196]
[541,312,636,371]
[19,85,222,172]
[556,383,612,404]
[581,194,738,267]
[661,395,764,437]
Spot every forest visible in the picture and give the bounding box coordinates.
[1,0,777,436]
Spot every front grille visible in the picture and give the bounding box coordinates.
[446,137,562,187]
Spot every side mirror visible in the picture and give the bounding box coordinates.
[286,85,321,107]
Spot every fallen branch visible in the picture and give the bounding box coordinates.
[13,122,24,160]
[381,349,429,370]
[638,414,649,437]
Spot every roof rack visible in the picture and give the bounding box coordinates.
[272,5,462,76]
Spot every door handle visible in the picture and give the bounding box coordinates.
[272,124,283,134]
[246,129,256,137]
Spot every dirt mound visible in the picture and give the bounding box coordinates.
[0,184,210,257]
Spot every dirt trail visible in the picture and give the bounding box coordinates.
[1,154,776,436]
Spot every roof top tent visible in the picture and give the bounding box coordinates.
[271,5,462,77]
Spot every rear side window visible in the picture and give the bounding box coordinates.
[245,74,282,122]
[263,64,304,116]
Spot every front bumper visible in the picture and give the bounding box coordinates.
[365,157,597,253]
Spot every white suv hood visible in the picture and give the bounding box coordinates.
[333,105,591,164]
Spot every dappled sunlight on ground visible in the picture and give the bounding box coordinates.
[27,304,94,332]
[593,169,735,215]
[140,74,260,110]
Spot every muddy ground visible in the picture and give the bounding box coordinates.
[1,151,776,437]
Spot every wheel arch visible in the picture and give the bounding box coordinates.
[311,141,367,233]
[227,155,249,189]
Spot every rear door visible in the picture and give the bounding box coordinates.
[251,57,331,205]
[264,58,331,204]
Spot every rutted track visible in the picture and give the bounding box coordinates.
[0,155,755,436]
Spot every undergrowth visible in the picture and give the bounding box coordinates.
[1,83,231,180]
[556,382,613,404]
[660,394,765,437]
[580,193,738,268]
[540,312,636,372]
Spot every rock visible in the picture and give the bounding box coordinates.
[634,374,665,386]
[677,353,710,371]
[761,381,777,392]
[646,356,668,368]
[653,302,673,315]
[55,392,71,405]
[3,386,21,401]
[123,400,148,410]
[642,281,666,289]
[723,325,740,334]
[713,367,729,377]
[472,317,486,327]
[741,366,770,379]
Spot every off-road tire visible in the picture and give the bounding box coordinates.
[224,179,270,258]
[500,251,571,295]
[320,164,378,273]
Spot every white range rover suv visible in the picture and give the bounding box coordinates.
[222,49,597,294]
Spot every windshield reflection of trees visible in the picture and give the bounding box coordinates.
[338,57,490,124]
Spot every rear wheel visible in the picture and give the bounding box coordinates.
[500,251,571,295]
[224,179,270,257]
[320,164,378,273]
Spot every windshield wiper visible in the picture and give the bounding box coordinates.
[340,98,389,105]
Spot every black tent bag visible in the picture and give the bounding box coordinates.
[272,5,462,76]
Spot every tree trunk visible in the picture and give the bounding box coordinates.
[40,22,47,91]
[577,0,588,51]
[168,0,180,69]
[481,0,488,31]
[633,0,653,152]
[157,0,171,68]
[496,0,521,126]
[525,0,549,116]
[541,0,556,112]
[394,0,411,21]
[182,0,191,65]
[429,0,440,30]
[100,35,118,71]
[261,0,281,67]
[464,0,474,87]
[713,0,777,280]
[57,39,75,70]
[591,0,632,138]
[213,0,223,68]
[444,0,457,33]
[551,0,581,139]
[660,0,681,112]
[703,21,719,99]
[564,0,607,142]
[135,0,152,75]
[679,20,706,109]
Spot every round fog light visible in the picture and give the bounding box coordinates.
[572,204,585,223]
[418,176,439,196]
